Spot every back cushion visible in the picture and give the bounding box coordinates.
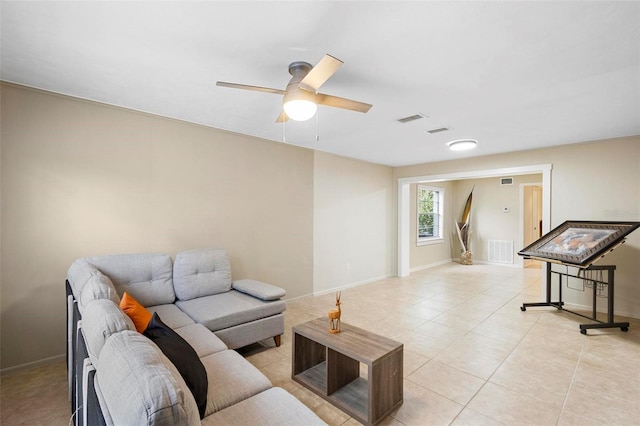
[68,258,95,297]
[81,299,135,364]
[85,253,175,307]
[173,249,232,301]
[97,331,200,426]
[78,270,120,314]
[68,258,121,314]
[68,259,118,303]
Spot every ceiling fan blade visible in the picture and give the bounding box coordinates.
[300,54,343,91]
[275,111,289,123]
[216,81,285,95]
[316,93,372,113]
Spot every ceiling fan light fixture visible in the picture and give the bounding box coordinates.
[447,139,478,151]
[283,99,317,121]
[218,54,370,123]
[283,87,317,121]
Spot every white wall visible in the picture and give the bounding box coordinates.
[313,151,394,293]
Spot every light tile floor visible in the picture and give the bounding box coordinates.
[2,263,639,425]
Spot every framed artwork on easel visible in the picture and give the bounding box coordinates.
[518,220,640,267]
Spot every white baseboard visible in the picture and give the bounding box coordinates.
[449,258,522,268]
[561,302,637,321]
[285,274,395,302]
[409,258,452,273]
[286,290,319,302]
[474,259,522,268]
[312,274,394,297]
[1,353,65,377]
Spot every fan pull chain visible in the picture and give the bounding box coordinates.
[282,116,286,143]
[315,108,320,142]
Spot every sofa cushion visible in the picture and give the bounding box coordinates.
[200,350,271,416]
[148,304,196,329]
[120,292,152,333]
[97,330,200,426]
[144,313,208,419]
[211,314,284,350]
[201,387,327,426]
[78,270,120,312]
[68,259,120,310]
[81,299,135,364]
[232,279,286,301]
[173,249,232,301]
[67,258,99,297]
[84,253,175,306]
[175,290,287,332]
[173,324,227,358]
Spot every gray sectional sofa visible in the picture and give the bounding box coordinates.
[66,248,326,425]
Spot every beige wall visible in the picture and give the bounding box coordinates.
[396,136,640,317]
[1,83,315,370]
[451,174,541,262]
[313,151,394,293]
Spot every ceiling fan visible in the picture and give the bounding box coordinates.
[216,54,372,122]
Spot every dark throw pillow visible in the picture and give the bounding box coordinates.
[143,312,208,418]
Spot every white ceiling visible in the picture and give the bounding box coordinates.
[2,1,639,167]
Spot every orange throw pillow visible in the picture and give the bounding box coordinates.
[120,292,152,333]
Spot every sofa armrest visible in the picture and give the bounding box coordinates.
[232,279,286,301]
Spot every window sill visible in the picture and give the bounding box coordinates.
[416,238,443,247]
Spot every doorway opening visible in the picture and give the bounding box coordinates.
[520,183,543,269]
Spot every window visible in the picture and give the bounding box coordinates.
[417,185,444,245]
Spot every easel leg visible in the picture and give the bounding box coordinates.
[521,263,564,311]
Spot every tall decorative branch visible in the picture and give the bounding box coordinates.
[455,186,474,252]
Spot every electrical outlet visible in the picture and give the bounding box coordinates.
[345,263,351,271]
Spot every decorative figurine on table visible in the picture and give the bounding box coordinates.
[328,291,342,334]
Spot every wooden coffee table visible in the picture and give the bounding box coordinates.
[292,318,403,426]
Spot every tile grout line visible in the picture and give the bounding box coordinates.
[447,312,544,425]
[401,276,544,425]
[555,333,587,425]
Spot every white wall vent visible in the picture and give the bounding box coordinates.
[500,177,514,185]
[488,240,514,264]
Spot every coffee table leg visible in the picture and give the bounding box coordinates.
[370,347,403,423]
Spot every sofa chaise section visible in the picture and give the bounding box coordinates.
[173,248,286,349]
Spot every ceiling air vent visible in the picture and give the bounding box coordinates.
[397,113,426,123]
[426,126,451,134]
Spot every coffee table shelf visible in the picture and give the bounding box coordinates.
[292,318,403,426]
[296,361,327,392]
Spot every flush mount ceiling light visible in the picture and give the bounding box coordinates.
[447,139,478,151]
